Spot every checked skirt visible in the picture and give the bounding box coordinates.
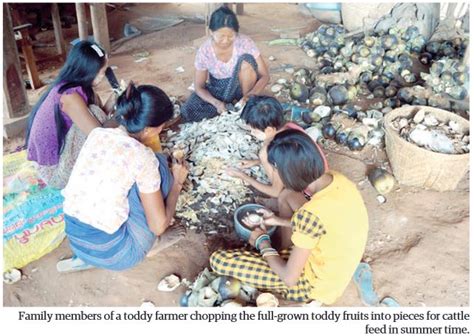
[210,248,314,302]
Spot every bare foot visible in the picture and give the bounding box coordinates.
[146,224,186,258]
[255,196,279,213]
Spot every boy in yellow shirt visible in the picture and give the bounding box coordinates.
[211,129,368,304]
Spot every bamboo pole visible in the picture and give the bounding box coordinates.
[90,3,110,53]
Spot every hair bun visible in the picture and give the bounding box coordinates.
[116,82,141,122]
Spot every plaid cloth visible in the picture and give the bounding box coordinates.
[210,248,314,302]
[181,53,258,123]
[293,209,326,239]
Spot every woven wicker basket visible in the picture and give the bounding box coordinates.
[384,106,469,191]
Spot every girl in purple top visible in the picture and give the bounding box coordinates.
[181,6,270,122]
[26,41,115,188]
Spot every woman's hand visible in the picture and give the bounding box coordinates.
[214,100,227,115]
[225,167,247,180]
[241,214,265,231]
[236,95,249,111]
[238,159,259,169]
[249,227,267,247]
[172,161,189,186]
[256,208,281,227]
[103,91,118,116]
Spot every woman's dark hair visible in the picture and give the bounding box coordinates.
[115,83,173,134]
[209,6,239,32]
[25,41,107,154]
[240,95,285,131]
[267,129,325,192]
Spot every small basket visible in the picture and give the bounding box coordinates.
[384,106,469,191]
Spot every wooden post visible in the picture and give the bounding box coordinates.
[76,3,88,41]
[446,3,457,19]
[51,3,66,56]
[90,3,110,54]
[462,42,469,67]
[236,3,244,15]
[3,4,29,119]
[16,26,42,89]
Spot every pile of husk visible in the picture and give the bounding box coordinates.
[391,109,469,155]
[162,112,268,235]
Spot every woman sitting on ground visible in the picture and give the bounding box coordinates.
[211,130,368,305]
[227,95,329,198]
[59,83,188,272]
[26,40,116,189]
[181,6,270,122]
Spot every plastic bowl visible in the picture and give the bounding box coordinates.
[233,204,277,241]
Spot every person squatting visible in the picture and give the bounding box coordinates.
[25,6,369,306]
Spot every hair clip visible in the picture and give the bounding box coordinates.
[91,44,104,57]
[125,81,134,99]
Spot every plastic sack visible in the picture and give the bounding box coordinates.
[3,151,65,272]
[303,3,342,24]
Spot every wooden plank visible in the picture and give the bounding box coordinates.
[3,4,29,118]
[236,3,244,15]
[36,53,67,63]
[18,28,42,89]
[51,3,66,56]
[75,3,89,41]
[90,3,110,54]
[13,23,32,31]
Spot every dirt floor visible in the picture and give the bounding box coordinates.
[3,3,469,307]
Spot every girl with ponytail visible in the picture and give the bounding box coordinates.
[26,40,115,189]
[59,83,189,272]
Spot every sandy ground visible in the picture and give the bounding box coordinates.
[3,3,469,307]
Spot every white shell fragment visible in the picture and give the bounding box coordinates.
[376,195,386,204]
[268,55,276,61]
[413,110,425,124]
[245,213,263,227]
[256,292,279,307]
[305,125,323,142]
[423,114,439,127]
[157,274,181,292]
[3,269,22,284]
[221,300,243,307]
[306,49,317,58]
[449,120,461,133]
[409,129,432,147]
[392,114,468,155]
[140,301,155,308]
[271,84,284,93]
[313,105,331,118]
[196,286,218,307]
[399,118,409,129]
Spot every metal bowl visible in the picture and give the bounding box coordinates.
[233,203,277,241]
